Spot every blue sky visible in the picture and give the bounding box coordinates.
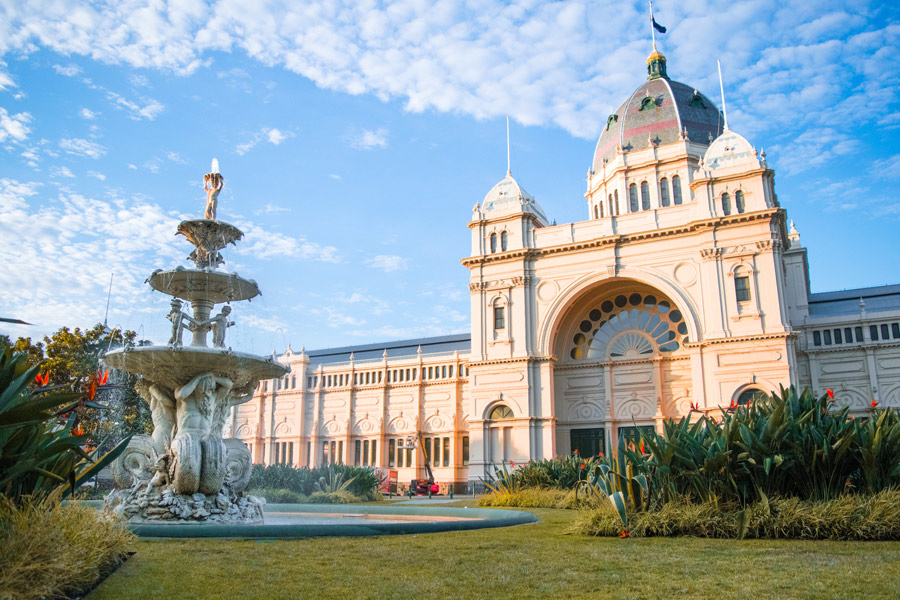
[1,0,898,353]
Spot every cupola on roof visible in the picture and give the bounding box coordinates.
[703,129,760,171]
[481,171,548,225]
[592,48,724,172]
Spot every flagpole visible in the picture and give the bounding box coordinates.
[717,59,729,131]
[649,0,656,48]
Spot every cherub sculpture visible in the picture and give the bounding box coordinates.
[166,299,197,346]
[203,172,224,220]
[204,305,235,348]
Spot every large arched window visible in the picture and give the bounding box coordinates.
[735,190,745,214]
[500,231,508,251]
[722,192,731,216]
[629,184,639,212]
[569,292,688,360]
[737,388,767,406]
[594,205,599,219]
[672,175,683,205]
[659,178,670,207]
[607,193,613,216]
[489,233,497,253]
[613,190,619,215]
[487,404,514,464]
[640,181,650,210]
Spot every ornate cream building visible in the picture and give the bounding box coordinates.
[231,49,900,491]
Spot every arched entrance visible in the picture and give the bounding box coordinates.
[550,280,693,455]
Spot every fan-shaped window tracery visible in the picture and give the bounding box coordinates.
[569,292,688,361]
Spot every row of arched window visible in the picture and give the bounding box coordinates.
[489,231,508,253]
[721,191,746,215]
[592,175,683,219]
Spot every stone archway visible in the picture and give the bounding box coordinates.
[550,280,694,455]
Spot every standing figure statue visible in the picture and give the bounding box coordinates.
[204,172,224,220]
[166,299,197,346]
[203,305,235,348]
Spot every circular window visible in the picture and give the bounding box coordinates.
[589,309,602,321]
[580,320,592,332]
[614,295,628,308]
[601,300,614,313]
[629,293,642,306]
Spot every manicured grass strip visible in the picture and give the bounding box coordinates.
[89,505,900,600]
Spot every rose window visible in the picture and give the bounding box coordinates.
[569,292,688,360]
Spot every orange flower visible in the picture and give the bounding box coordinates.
[72,425,84,436]
[98,369,109,386]
[619,530,630,538]
[580,464,586,470]
[871,399,879,408]
[639,440,645,454]
[573,449,579,454]
[34,372,50,386]
[826,388,834,399]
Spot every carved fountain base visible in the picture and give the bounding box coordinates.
[105,481,264,524]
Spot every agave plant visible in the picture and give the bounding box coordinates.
[0,349,131,502]
[581,441,650,528]
[314,465,357,495]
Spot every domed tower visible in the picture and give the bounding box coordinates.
[586,48,726,230]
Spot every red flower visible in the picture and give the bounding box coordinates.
[598,452,604,458]
[98,369,109,386]
[826,389,834,399]
[573,449,579,454]
[510,461,516,467]
[728,399,738,411]
[871,399,879,408]
[619,530,630,538]
[580,464,586,470]
[72,425,84,436]
[689,402,699,412]
[34,372,50,386]
[639,440,645,454]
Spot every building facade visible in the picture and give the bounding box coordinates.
[232,50,900,490]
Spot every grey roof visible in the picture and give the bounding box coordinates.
[593,76,723,170]
[808,284,900,318]
[306,333,471,365]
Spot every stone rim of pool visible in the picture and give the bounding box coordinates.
[82,502,538,538]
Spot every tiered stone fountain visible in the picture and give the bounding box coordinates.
[103,161,288,524]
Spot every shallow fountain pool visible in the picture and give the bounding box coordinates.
[83,502,537,538]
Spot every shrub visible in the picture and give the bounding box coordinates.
[247,464,384,501]
[246,488,310,503]
[478,488,603,510]
[0,495,133,599]
[481,454,598,493]
[571,490,900,540]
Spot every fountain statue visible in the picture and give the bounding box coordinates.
[103,159,288,524]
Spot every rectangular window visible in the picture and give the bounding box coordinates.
[355,440,361,466]
[443,437,450,467]
[442,365,447,378]
[462,436,470,466]
[893,323,900,339]
[494,306,506,329]
[288,442,294,465]
[274,443,280,464]
[882,324,890,340]
[397,442,405,467]
[823,329,832,345]
[307,442,311,465]
[871,325,879,341]
[735,276,751,303]
[855,327,863,343]
[406,447,413,467]
[834,329,842,344]
[362,440,369,466]
[844,328,853,344]
[412,369,417,380]
[571,428,606,457]
[323,441,329,464]
[433,437,441,466]
[449,365,454,378]
[338,441,343,465]
[388,439,396,467]
[428,366,433,379]
[370,441,376,466]
[406,369,411,381]
[813,331,821,346]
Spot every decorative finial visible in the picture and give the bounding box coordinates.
[349,352,355,361]
[506,115,511,176]
[383,349,388,359]
[417,345,422,355]
[717,60,729,131]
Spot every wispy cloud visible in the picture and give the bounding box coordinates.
[235,127,294,155]
[79,107,97,120]
[237,223,341,263]
[52,64,82,77]
[0,108,31,143]
[59,137,106,159]
[106,91,164,120]
[87,170,106,181]
[253,203,290,216]
[348,128,388,150]
[365,254,408,272]
[50,166,75,178]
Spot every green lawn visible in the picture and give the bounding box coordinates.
[89,500,900,599]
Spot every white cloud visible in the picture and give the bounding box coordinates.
[236,127,294,155]
[87,170,106,180]
[253,203,290,216]
[129,74,149,87]
[59,137,106,159]
[50,166,75,178]
[53,64,82,77]
[238,223,341,262]
[79,107,97,119]
[166,151,187,164]
[0,61,16,91]
[106,91,164,120]
[365,254,408,272]
[348,128,388,150]
[0,108,31,142]
[329,174,341,180]
[871,154,900,179]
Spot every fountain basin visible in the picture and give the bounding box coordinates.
[103,346,288,390]
[80,502,538,538]
[148,269,260,303]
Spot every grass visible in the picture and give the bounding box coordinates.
[87,499,900,600]
[0,495,133,600]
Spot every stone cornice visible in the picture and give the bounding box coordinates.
[460,208,784,267]
[467,355,555,368]
[683,330,794,348]
[689,167,773,188]
[555,353,692,371]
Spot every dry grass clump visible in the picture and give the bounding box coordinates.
[478,488,604,510]
[571,489,900,540]
[0,495,133,600]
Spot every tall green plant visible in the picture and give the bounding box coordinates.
[582,441,650,528]
[0,349,131,502]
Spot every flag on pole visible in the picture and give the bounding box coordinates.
[652,16,666,34]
